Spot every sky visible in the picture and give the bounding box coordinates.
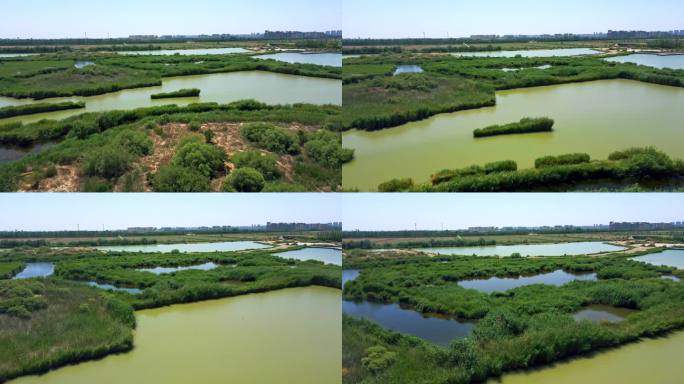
[342,194,684,231]
[0,194,340,231]
[344,0,684,38]
[0,0,341,39]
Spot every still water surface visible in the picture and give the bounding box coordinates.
[0,142,56,164]
[573,304,635,322]
[255,52,342,67]
[416,242,624,257]
[273,247,342,265]
[487,331,684,384]
[118,47,251,55]
[343,79,684,190]
[459,270,597,293]
[0,71,342,124]
[10,287,341,384]
[138,262,218,274]
[451,48,599,57]
[631,249,684,269]
[343,300,474,346]
[605,54,684,70]
[96,241,271,253]
[13,263,54,279]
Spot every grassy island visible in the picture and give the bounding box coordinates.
[0,101,86,119]
[473,117,554,138]
[150,88,200,99]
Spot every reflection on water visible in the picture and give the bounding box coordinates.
[255,52,342,67]
[0,142,56,164]
[13,263,54,279]
[605,54,684,70]
[96,241,271,253]
[394,65,424,75]
[273,247,342,265]
[451,48,599,57]
[631,249,684,269]
[573,304,635,322]
[139,262,218,274]
[416,242,625,257]
[118,47,251,56]
[85,282,142,294]
[342,269,360,287]
[343,300,474,346]
[459,270,597,293]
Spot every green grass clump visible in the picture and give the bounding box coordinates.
[535,153,591,168]
[0,101,85,118]
[171,135,227,178]
[240,122,298,154]
[222,167,266,192]
[473,117,554,138]
[150,88,200,99]
[231,150,281,180]
[0,279,135,382]
[0,262,24,279]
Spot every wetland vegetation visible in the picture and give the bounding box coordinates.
[150,88,200,99]
[0,243,341,382]
[342,246,684,383]
[342,50,684,191]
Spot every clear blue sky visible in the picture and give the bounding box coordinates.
[344,0,684,38]
[342,194,684,231]
[1,0,341,39]
[0,194,340,231]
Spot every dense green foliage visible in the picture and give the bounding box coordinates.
[0,279,135,382]
[342,53,684,130]
[0,262,24,279]
[240,122,299,154]
[473,117,554,138]
[222,167,266,192]
[0,54,340,100]
[231,151,281,180]
[535,153,591,168]
[0,101,85,119]
[343,248,684,383]
[379,147,684,192]
[150,88,200,99]
[0,102,341,192]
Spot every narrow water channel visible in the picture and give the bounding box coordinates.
[273,247,342,265]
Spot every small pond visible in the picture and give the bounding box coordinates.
[342,269,360,287]
[458,270,597,293]
[343,300,474,346]
[13,262,54,279]
[85,282,142,294]
[415,241,625,257]
[118,47,251,56]
[631,249,684,269]
[74,61,95,69]
[451,48,599,58]
[0,142,56,164]
[273,247,342,265]
[394,65,424,75]
[255,52,342,67]
[605,53,684,70]
[138,262,218,274]
[96,241,271,253]
[573,304,636,322]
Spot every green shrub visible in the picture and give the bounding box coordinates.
[303,130,354,167]
[221,167,265,192]
[114,130,153,156]
[44,164,58,178]
[484,160,517,173]
[188,121,201,132]
[474,117,554,138]
[81,145,132,179]
[150,88,200,99]
[378,178,414,192]
[231,151,281,180]
[536,153,591,168]
[151,165,211,192]
[171,136,227,178]
[361,346,396,373]
[240,122,298,154]
[82,177,113,192]
[203,129,214,144]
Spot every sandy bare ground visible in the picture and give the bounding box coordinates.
[20,165,80,192]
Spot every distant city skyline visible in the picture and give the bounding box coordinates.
[0,0,341,39]
[342,194,684,231]
[343,0,684,39]
[0,194,341,231]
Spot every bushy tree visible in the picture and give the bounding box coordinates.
[172,136,227,178]
[152,165,211,192]
[221,167,265,192]
[231,151,281,180]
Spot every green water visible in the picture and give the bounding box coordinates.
[10,286,341,384]
[487,331,684,384]
[343,79,684,190]
[451,48,599,57]
[0,71,341,124]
